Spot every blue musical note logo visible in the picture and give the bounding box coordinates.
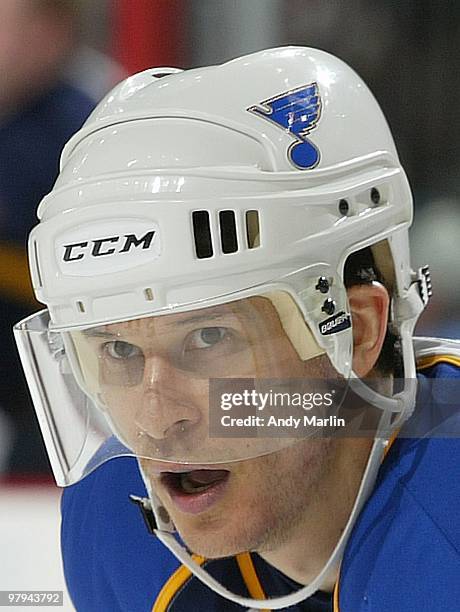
[248,82,322,169]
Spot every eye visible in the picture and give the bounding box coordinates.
[104,340,142,360]
[186,327,227,349]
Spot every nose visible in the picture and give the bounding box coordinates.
[134,354,202,440]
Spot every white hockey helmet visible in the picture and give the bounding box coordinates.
[15,46,430,610]
[16,45,427,480]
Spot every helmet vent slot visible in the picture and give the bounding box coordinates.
[192,210,213,259]
[219,210,238,254]
[144,288,154,301]
[338,199,350,216]
[371,187,381,205]
[76,301,85,313]
[245,210,260,249]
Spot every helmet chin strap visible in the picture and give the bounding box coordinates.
[135,408,398,610]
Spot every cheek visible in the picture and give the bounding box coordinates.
[267,441,331,508]
[100,386,143,444]
[236,440,332,508]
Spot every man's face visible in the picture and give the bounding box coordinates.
[73,294,344,557]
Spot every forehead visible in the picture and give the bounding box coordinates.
[84,296,280,338]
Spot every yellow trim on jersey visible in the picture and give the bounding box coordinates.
[417,354,460,370]
[333,573,340,612]
[152,554,206,612]
[152,552,267,611]
[384,427,400,459]
[236,552,268,610]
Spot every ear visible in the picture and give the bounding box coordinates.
[347,283,389,377]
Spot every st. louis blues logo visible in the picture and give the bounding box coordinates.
[247,82,322,169]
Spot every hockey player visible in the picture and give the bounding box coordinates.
[15,47,460,611]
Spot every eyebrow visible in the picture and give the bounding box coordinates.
[162,307,260,329]
[81,306,258,337]
[82,329,118,338]
[174,312,235,326]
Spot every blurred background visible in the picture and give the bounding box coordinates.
[0,2,458,604]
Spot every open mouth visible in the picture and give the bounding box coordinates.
[159,469,230,514]
[161,469,230,494]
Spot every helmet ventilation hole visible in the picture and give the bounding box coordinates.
[219,210,238,254]
[371,187,381,205]
[338,199,349,216]
[246,210,260,249]
[150,68,182,79]
[192,211,213,259]
[76,301,85,313]
[192,209,261,258]
[143,288,154,301]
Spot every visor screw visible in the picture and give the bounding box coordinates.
[315,276,330,293]
[371,187,381,205]
[322,298,336,315]
[338,199,349,216]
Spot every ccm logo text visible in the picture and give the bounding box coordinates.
[62,230,156,262]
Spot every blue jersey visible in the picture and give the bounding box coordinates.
[61,349,460,611]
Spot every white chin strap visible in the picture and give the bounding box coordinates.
[138,426,391,610]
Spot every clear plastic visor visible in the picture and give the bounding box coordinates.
[15,290,350,485]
